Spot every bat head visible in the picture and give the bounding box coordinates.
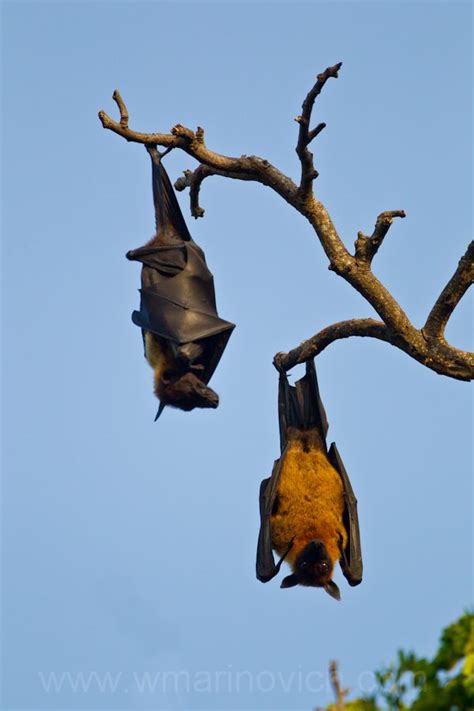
[158,371,219,411]
[280,540,341,600]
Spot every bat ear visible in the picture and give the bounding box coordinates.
[324,580,341,601]
[280,574,298,588]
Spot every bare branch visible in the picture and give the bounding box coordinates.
[355,210,406,266]
[174,166,215,218]
[274,314,473,380]
[174,164,256,218]
[274,318,393,371]
[296,62,342,199]
[423,241,474,339]
[99,97,298,206]
[112,90,129,128]
[329,660,348,711]
[308,122,327,143]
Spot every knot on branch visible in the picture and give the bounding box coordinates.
[171,124,195,143]
[328,257,354,275]
[195,126,205,144]
[355,210,406,266]
[171,124,206,151]
[174,169,194,192]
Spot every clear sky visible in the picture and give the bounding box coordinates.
[1,1,472,709]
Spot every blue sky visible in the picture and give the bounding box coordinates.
[1,1,472,709]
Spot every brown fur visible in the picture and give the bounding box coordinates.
[144,331,218,411]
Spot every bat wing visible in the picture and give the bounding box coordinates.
[328,442,363,586]
[256,458,284,582]
[148,145,192,242]
[126,244,187,277]
[127,149,235,379]
[278,360,328,454]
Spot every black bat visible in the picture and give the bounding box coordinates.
[126,145,235,418]
[256,360,362,600]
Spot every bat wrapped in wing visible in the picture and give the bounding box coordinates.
[256,360,363,600]
[126,146,235,418]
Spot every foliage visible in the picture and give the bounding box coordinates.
[337,612,474,711]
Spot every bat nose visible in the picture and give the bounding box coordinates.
[201,385,219,407]
[198,386,219,408]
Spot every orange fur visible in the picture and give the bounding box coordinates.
[271,427,347,577]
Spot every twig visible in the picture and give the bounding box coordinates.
[174,166,215,218]
[174,164,256,218]
[355,210,406,266]
[329,660,348,711]
[296,62,342,199]
[112,90,129,128]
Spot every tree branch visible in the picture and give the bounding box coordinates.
[99,66,473,382]
[423,240,474,340]
[174,164,257,218]
[174,166,217,218]
[295,62,342,199]
[329,660,347,711]
[98,97,298,206]
[111,89,129,128]
[274,314,473,380]
[274,318,394,371]
[355,210,406,266]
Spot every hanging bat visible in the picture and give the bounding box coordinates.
[256,360,362,600]
[126,145,235,419]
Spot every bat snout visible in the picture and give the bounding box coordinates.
[294,540,334,587]
[159,371,219,411]
[208,391,219,408]
[191,379,219,409]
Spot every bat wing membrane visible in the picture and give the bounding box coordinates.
[256,458,284,582]
[328,442,363,586]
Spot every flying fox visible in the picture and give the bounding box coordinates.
[256,361,363,600]
[126,145,235,419]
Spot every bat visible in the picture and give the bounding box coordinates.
[126,145,235,418]
[256,360,363,600]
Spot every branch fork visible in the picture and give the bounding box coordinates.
[355,210,406,266]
